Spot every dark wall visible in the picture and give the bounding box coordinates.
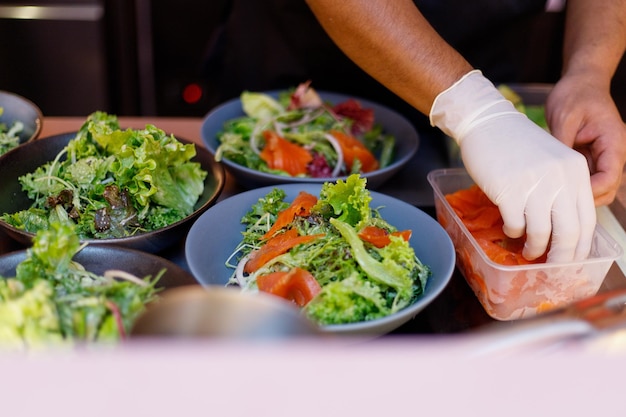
[0,1,624,119]
[0,1,111,116]
[146,0,230,116]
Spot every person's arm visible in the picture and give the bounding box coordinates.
[305,0,472,114]
[561,0,626,83]
[546,0,626,204]
[306,0,597,263]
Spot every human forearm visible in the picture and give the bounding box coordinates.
[561,0,626,84]
[545,0,626,205]
[305,0,472,114]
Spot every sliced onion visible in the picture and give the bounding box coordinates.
[273,120,286,135]
[284,108,325,129]
[322,103,342,122]
[324,133,345,177]
[104,270,149,287]
[235,254,251,288]
[249,123,265,155]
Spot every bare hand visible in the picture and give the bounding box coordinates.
[546,74,626,205]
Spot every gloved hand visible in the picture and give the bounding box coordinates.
[430,70,596,262]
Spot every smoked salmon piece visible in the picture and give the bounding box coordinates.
[329,130,379,173]
[263,191,318,239]
[260,130,313,176]
[257,267,322,307]
[358,225,411,248]
[445,185,547,265]
[245,228,324,273]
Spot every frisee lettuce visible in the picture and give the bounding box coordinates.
[229,174,430,325]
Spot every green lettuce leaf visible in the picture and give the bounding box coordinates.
[93,124,207,215]
[313,174,372,226]
[241,91,284,119]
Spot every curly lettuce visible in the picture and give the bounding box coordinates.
[1,111,208,239]
[312,174,372,226]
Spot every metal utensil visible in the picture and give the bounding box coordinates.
[131,286,321,340]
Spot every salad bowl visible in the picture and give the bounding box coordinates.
[185,182,455,337]
[0,90,43,155]
[201,90,419,189]
[0,245,198,290]
[0,132,226,253]
[0,240,199,347]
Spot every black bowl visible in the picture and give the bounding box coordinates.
[0,245,198,289]
[0,90,43,148]
[0,132,226,253]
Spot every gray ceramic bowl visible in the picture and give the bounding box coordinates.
[0,90,43,152]
[185,183,455,337]
[201,91,419,189]
[0,133,226,253]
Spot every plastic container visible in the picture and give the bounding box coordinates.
[428,168,624,321]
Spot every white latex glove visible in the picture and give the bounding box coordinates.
[430,70,596,262]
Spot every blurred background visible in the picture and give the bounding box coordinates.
[1,0,625,121]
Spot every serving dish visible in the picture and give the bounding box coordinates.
[201,90,419,189]
[0,132,226,253]
[0,245,198,290]
[0,90,43,153]
[428,168,623,321]
[0,243,199,347]
[185,182,455,336]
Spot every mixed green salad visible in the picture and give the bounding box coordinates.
[0,223,162,350]
[1,112,208,239]
[227,174,430,325]
[0,107,25,155]
[215,81,396,178]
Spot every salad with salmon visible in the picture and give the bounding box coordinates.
[225,174,430,325]
[214,81,396,178]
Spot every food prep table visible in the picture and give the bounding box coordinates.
[3,116,626,416]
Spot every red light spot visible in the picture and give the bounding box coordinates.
[182,83,203,104]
